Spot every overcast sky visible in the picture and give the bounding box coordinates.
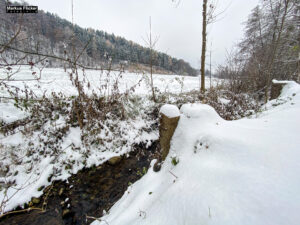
[18,0,259,70]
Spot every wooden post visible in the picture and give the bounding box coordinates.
[159,105,180,160]
[270,80,289,100]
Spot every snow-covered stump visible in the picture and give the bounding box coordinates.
[159,104,180,160]
[271,80,289,100]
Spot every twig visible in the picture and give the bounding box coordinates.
[42,183,54,211]
[0,44,123,72]
[86,215,109,225]
[0,14,23,54]
[169,170,178,179]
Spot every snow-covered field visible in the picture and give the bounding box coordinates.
[0,66,217,97]
[93,81,300,225]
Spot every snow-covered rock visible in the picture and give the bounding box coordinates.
[180,103,222,122]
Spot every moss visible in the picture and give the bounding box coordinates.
[171,157,179,166]
[32,197,40,204]
[137,167,147,177]
[37,185,45,191]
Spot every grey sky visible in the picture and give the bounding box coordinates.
[19,0,259,69]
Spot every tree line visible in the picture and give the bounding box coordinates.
[216,0,299,100]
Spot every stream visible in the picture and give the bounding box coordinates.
[0,141,158,225]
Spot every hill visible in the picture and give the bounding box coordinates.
[0,1,197,75]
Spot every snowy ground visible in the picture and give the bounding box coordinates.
[0,67,219,214]
[0,66,217,96]
[92,81,300,225]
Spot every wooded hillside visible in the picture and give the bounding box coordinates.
[0,1,197,75]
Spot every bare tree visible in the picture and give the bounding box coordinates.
[200,0,208,93]
[200,0,223,94]
[143,16,159,102]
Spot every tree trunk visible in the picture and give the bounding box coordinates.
[265,0,290,102]
[149,17,156,102]
[298,51,300,83]
[200,0,207,94]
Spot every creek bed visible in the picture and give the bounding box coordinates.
[0,141,158,225]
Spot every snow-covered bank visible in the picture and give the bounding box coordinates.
[0,95,158,213]
[93,81,300,225]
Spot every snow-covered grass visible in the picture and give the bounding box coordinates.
[92,81,300,225]
[0,66,218,123]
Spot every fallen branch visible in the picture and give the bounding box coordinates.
[0,207,44,219]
